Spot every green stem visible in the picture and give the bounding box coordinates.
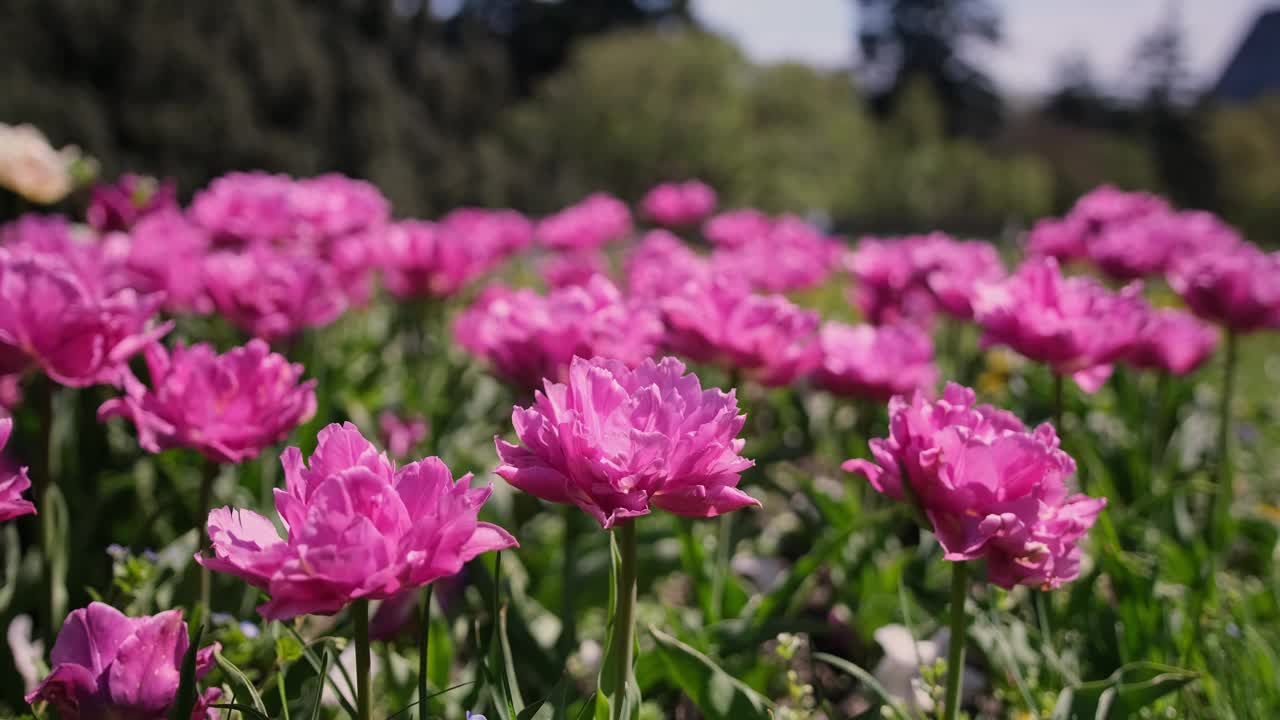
[1052,372,1064,432]
[710,513,732,624]
[354,598,371,720]
[558,506,580,658]
[1149,372,1171,487]
[1211,330,1239,553]
[943,561,970,720]
[609,520,639,720]
[197,461,218,618]
[418,584,433,720]
[29,377,59,643]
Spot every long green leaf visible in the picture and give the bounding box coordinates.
[1050,661,1199,720]
[649,626,772,720]
[282,625,358,719]
[169,623,204,720]
[216,650,269,716]
[211,703,273,720]
[813,652,911,720]
[307,645,332,720]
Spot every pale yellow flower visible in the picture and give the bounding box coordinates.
[0,122,80,204]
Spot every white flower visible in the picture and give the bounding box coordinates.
[7,614,45,693]
[0,122,80,204]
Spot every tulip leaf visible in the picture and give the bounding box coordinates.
[216,650,269,715]
[281,626,358,719]
[308,645,331,720]
[1050,661,1199,719]
[211,704,273,720]
[169,623,204,720]
[649,626,772,720]
[813,651,911,720]
[516,673,573,720]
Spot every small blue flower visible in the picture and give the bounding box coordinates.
[240,621,260,638]
[106,544,127,560]
[466,712,487,720]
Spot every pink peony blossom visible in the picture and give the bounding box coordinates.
[659,276,820,386]
[541,249,609,289]
[1026,185,1171,266]
[439,208,534,258]
[189,172,296,246]
[2,214,132,293]
[495,355,758,528]
[624,230,710,300]
[702,209,772,249]
[379,411,428,460]
[380,220,482,299]
[86,174,178,233]
[116,209,211,311]
[0,418,35,522]
[454,275,662,391]
[813,321,938,401]
[0,248,170,387]
[713,215,842,292]
[197,422,516,619]
[98,339,317,464]
[1025,217,1088,262]
[1088,209,1242,281]
[1123,307,1219,375]
[288,173,390,244]
[536,193,632,250]
[26,602,221,719]
[973,257,1145,392]
[641,180,717,227]
[843,383,1105,590]
[202,246,348,341]
[848,233,1004,325]
[1167,242,1280,334]
[1070,185,1169,228]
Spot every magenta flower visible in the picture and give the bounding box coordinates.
[197,422,517,619]
[702,209,772,249]
[202,246,348,340]
[25,602,221,719]
[660,277,820,386]
[973,257,1146,392]
[454,275,662,391]
[923,240,1005,320]
[2,214,131,293]
[1026,185,1170,266]
[844,383,1105,589]
[1025,217,1088,262]
[541,249,609,289]
[98,339,317,464]
[118,209,211,311]
[1167,242,1280,334]
[1070,185,1169,228]
[380,220,480,299]
[813,321,938,401]
[1087,210,1242,281]
[537,193,632,250]
[1124,308,1219,375]
[713,215,842,292]
[849,233,1004,325]
[495,356,758,528]
[379,410,428,459]
[0,249,171,387]
[0,418,35,522]
[439,208,534,258]
[189,171,296,246]
[86,174,178,233]
[624,230,710,300]
[641,180,717,226]
[288,173,390,244]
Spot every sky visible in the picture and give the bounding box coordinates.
[692,0,1276,97]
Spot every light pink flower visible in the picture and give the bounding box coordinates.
[0,248,170,387]
[198,422,516,619]
[25,603,221,719]
[702,209,772,249]
[973,257,1145,392]
[848,233,1004,325]
[98,340,317,464]
[454,275,662,391]
[713,215,842,292]
[202,246,348,341]
[844,383,1105,589]
[117,209,211,311]
[660,277,820,386]
[1167,242,1280,334]
[541,249,609,289]
[0,418,34,523]
[537,193,632,250]
[813,321,938,401]
[495,356,758,528]
[379,411,428,460]
[1123,307,1218,375]
[624,230,710,300]
[87,174,178,233]
[642,180,717,226]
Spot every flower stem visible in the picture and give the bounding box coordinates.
[943,561,970,720]
[197,461,218,618]
[710,512,732,623]
[608,520,639,719]
[354,598,371,720]
[418,585,433,720]
[1052,372,1064,432]
[558,505,580,658]
[1212,330,1239,554]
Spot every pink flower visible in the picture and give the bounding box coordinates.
[813,321,938,401]
[843,383,1105,590]
[642,180,717,226]
[439,208,534,259]
[117,209,211,311]
[0,418,35,522]
[537,193,632,250]
[624,230,710,300]
[1088,210,1242,281]
[2,214,131,293]
[202,246,348,340]
[848,233,1004,325]
[454,275,662,391]
[1123,308,1218,375]
[380,220,481,299]
[197,422,516,619]
[25,602,221,719]
[973,258,1145,392]
[1167,242,1280,334]
[1025,217,1088,262]
[495,356,758,528]
[541,249,609,289]
[702,209,772,249]
[98,340,317,464]
[1071,185,1169,228]
[379,411,428,459]
[923,240,1005,320]
[86,174,178,233]
[189,172,296,246]
[660,277,820,386]
[0,249,171,387]
[1026,185,1170,266]
[713,215,842,292]
[288,174,390,244]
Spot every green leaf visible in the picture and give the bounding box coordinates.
[813,652,911,720]
[308,645,332,720]
[210,704,273,720]
[751,523,857,627]
[276,634,305,664]
[648,626,772,720]
[281,626,358,719]
[517,673,573,720]
[216,650,269,716]
[1050,662,1199,720]
[168,623,204,720]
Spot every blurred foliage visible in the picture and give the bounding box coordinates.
[1206,95,1280,246]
